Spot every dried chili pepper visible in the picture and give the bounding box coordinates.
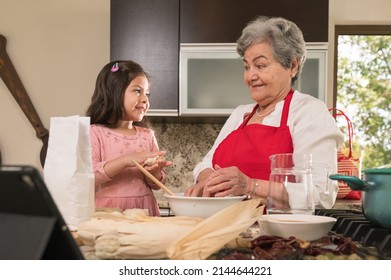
[216,235,358,260]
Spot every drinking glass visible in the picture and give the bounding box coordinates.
[267,153,315,215]
[311,162,335,209]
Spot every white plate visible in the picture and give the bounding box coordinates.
[258,214,337,241]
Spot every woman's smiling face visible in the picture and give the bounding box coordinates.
[122,74,150,122]
[243,42,297,107]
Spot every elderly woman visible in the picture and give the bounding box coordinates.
[185,16,343,209]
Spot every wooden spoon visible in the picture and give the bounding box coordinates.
[132,160,175,196]
[0,34,49,167]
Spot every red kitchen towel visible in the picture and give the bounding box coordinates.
[329,108,362,200]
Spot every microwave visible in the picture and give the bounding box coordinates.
[179,43,327,116]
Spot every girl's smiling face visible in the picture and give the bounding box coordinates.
[122,74,150,122]
[243,42,297,107]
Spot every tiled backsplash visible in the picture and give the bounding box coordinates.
[149,121,223,205]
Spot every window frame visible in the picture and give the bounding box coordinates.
[333,25,391,107]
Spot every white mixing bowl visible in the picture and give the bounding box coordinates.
[164,193,246,218]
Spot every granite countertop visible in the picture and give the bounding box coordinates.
[159,198,363,212]
[332,199,362,211]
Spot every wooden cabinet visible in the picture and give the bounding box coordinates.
[180,0,329,43]
[110,0,179,115]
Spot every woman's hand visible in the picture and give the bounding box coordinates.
[184,180,209,197]
[184,168,214,197]
[205,165,252,197]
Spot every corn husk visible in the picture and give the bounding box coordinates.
[167,199,264,260]
[77,209,203,259]
[77,201,264,260]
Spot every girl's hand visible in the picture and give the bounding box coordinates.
[129,151,166,166]
[103,151,171,180]
[143,158,173,180]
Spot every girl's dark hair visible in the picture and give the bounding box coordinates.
[86,60,151,128]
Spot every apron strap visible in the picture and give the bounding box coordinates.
[240,89,294,129]
[240,105,258,128]
[279,89,294,127]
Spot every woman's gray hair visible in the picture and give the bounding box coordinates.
[237,16,307,84]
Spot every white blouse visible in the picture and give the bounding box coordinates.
[193,90,344,209]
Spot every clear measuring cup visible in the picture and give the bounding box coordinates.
[266,153,315,215]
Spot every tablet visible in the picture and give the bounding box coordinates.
[0,165,84,260]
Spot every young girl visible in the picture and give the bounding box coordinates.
[86,60,172,216]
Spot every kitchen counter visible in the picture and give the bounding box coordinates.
[332,199,362,211]
[159,198,362,212]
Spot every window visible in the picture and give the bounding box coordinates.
[334,25,391,169]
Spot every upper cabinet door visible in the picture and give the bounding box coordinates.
[180,0,329,43]
[111,0,329,117]
[179,43,328,117]
[111,0,179,115]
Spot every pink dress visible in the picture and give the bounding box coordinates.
[90,124,166,216]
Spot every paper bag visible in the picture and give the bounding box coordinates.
[44,115,95,229]
[329,108,362,200]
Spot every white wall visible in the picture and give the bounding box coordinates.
[0,0,109,169]
[0,0,390,170]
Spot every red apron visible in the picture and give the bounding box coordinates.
[212,89,294,180]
